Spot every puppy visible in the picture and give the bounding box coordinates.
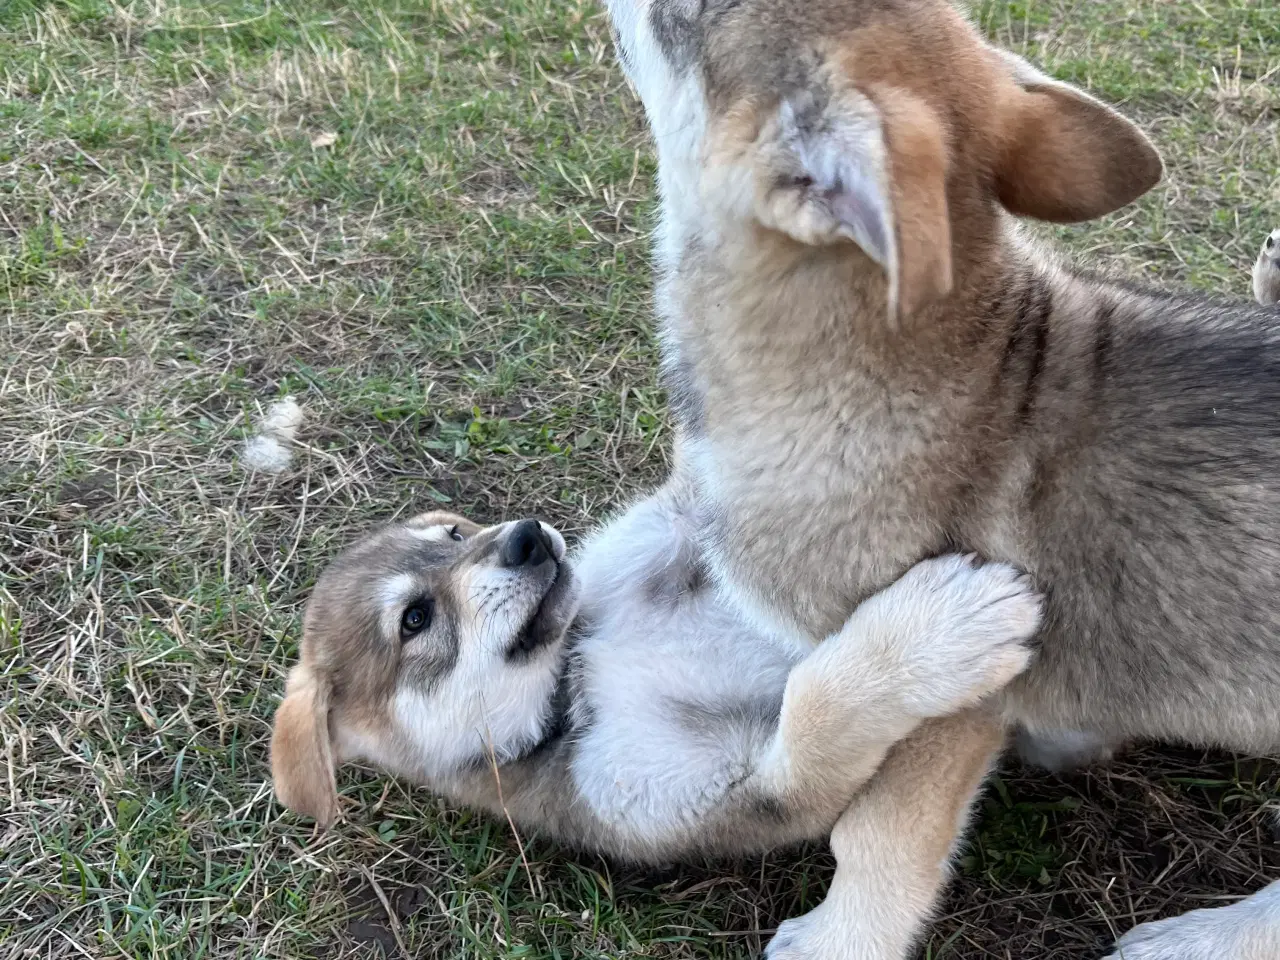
[602,0,1280,956]
[271,478,1040,864]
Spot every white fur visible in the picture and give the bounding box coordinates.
[1015,726,1117,771]
[240,435,293,474]
[377,572,419,637]
[807,555,1037,720]
[1253,229,1280,306]
[567,489,799,836]
[606,0,709,274]
[765,94,896,286]
[259,397,303,439]
[406,524,456,544]
[240,397,303,474]
[766,877,924,960]
[385,553,570,776]
[1105,881,1280,960]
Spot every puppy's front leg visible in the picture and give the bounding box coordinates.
[766,709,1007,960]
[751,555,1038,829]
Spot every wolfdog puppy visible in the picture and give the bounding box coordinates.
[272,477,1039,864]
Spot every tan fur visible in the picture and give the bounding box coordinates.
[769,709,1006,958]
[405,510,482,535]
[270,665,339,827]
[870,85,952,318]
[834,18,1161,228]
[993,80,1164,222]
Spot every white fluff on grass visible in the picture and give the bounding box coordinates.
[240,398,303,475]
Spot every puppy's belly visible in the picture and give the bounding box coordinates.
[568,590,795,845]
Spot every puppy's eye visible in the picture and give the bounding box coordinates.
[449,525,464,542]
[401,600,434,639]
[1269,236,1275,250]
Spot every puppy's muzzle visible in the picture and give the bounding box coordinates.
[501,518,553,569]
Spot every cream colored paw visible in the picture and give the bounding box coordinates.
[879,554,1041,717]
[764,900,856,960]
[1106,881,1280,960]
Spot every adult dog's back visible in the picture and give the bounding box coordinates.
[974,279,1280,753]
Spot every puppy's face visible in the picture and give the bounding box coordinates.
[606,0,1161,319]
[269,511,580,826]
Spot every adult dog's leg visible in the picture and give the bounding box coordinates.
[765,709,1007,960]
[1105,880,1280,960]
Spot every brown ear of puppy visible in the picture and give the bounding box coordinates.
[270,664,339,827]
[406,509,483,537]
[995,77,1162,223]
[750,84,951,323]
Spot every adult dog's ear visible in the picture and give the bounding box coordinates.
[993,49,1162,222]
[749,83,952,323]
[270,664,339,827]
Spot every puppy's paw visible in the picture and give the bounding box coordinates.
[883,554,1041,716]
[1104,882,1280,960]
[1254,228,1280,306]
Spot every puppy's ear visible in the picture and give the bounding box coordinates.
[992,50,1162,222]
[751,84,951,322]
[270,664,339,827]
[405,510,482,538]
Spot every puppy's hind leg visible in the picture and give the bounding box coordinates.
[765,709,1008,960]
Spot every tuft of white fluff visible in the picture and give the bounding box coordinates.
[240,398,304,474]
[1253,228,1280,306]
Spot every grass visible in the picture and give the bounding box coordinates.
[1,0,1277,957]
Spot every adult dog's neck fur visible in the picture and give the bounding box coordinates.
[657,211,1045,637]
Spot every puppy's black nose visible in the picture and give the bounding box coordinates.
[500,519,551,568]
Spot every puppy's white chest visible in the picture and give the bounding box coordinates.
[567,597,792,842]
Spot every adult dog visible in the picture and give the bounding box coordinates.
[602,0,1280,956]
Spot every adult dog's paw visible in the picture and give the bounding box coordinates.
[764,900,857,960]
[1104,882,1280,960]
[881,554,1041,717]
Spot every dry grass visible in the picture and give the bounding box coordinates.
[1,0,1277,957]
